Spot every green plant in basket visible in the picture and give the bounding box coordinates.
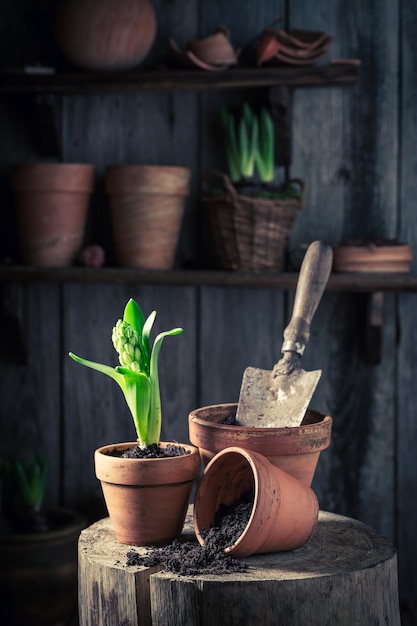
[69,298,183,449]
[220,102,301,199]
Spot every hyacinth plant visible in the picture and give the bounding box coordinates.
[220,103,302,200]
[221,102,275,184]
[69,298,183,449]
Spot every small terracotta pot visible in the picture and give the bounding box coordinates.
[106,165,191,269]
[11,163,94,267]
[95,441,201,546]
[194,446,319,558]
[188,403,332,486]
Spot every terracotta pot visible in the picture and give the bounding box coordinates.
[333,243,413,273]
[55,0,157,71]
[188,403,332,486]
[11,163,94,267]
[95,441,200,545]
[0,508,86,626]
[193,446,319,558]
[106,165,191,269]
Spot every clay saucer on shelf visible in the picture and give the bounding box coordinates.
[332,241,413,273]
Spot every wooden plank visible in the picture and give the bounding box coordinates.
[288,0,398,547]
[198,287,286,406]
[62,284,198,517]
[0,64,360,94]
[2,265,417,291]
[0,283,61,505]
[396,0,417,605]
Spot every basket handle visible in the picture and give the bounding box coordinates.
[286,178,305,198]
[201,170,237,197]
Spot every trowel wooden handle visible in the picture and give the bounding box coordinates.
[282,241,333,356]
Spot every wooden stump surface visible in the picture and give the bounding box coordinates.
[78,508,400,626]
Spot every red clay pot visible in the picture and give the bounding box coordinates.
[193,446,319,558]
[55,0,157,71]
[188,403,332,486]
[11,163,94,267]
[95,442,200,546]
[106,165,191,269]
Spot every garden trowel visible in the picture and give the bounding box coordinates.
[236,240,333,428]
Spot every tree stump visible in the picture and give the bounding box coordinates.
[78,509,400,626]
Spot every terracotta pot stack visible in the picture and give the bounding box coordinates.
[189,402,332,557]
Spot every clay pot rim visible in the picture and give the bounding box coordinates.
[96,441,199,462]
[95,441,201,485]
[11,163,95,193]
[189,402,332,434]
[105,164,191,195]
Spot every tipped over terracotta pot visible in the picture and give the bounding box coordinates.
[193,446,319,558]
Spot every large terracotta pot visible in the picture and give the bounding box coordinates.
[188,403,332,486]
[95,442,201,545]
[106,165,191,269]
[193,446,319,558]
[11,163,94,267]
[0,508,86,626]
[55,0,157,71]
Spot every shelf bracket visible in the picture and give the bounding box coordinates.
[6,93,62,158]
[0,282,27,365]
[268,86,293,167]
[365,291,384,365]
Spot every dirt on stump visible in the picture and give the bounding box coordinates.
[126,493,253,576]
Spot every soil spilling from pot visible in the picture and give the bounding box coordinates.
[121,443,189,459]
[126,492,253,575]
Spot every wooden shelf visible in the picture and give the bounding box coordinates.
[0,62,360,95]
[0,266,416,292]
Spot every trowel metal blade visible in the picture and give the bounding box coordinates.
[236,366,322,428]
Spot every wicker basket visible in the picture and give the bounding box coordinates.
[202,171,304,271]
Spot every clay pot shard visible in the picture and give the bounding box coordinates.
[169,27,238,71]
[194,446,319,558]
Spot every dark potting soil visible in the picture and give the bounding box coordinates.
[126,492,253,576]
[121,443,190,459]
[221,413,239,426]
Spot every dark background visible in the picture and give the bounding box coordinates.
[0,0,416,619]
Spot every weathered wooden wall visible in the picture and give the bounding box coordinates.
[0,0,416,616]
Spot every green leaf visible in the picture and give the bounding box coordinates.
[147,327,183,445]
[255,108,275,182]
[116,368,151,446]
[69,352,127,390]
[141,310,156,372]
[123,298,145,334]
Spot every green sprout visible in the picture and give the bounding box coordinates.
[14,456,48,512]
[69,298,183,448]
[221,103,274,184]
